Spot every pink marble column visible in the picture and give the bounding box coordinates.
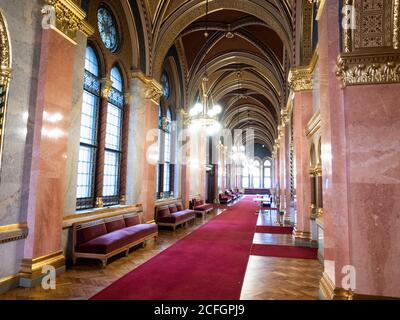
[318,1,351,293]
[319,1,400,295]
[279,133,287,212]
[22,28,76,279]
[140,99,159,223]
[293,91,313,235]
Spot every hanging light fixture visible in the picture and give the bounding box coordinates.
[231,71,246,162]
[188,0,222,136]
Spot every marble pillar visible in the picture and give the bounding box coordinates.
[293,90,313,243]
[318,1,352,297]
[126,73,162,223]
[21,28,77,286]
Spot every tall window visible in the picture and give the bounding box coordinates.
[76,47,100,210]
[103,66,124,206]
[263,160,272,188]
[252,160,261,188]
[242,165,249,188]
[162,108,172,197]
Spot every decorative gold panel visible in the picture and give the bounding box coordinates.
[337,50,400,86]
[43,0,94,42]
[338,1,400,85]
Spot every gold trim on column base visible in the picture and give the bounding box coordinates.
[20,251,65,279]
[319,272,400,300]
[292,229,312,240]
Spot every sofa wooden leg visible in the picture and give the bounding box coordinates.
[125,249,130,256]
[142,241,147,248]
[102,259,107,268]
[72,257,77,265]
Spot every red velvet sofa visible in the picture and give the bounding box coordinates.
[72,213,158,267]
[155,202,196,231]
[219,193,233,204]
[190,199,214,219]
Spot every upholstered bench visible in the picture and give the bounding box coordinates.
[155,202,196,231]
[219,193,233,204]
[72,213,158,267]
[191,199,214,220]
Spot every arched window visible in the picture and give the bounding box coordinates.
[103,66,124,206]
[252,160,261,188]
[76,47,101,209]
[163,108,173,197]
[263,159,272,188]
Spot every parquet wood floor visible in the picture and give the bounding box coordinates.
[240,256,323,300]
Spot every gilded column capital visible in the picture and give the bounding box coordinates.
[42,0,95,43]
[288,66,313,92]
[124,92,132,105]
[131,71,163,105]
[289,47,318,92]
[100,78,113,98]
[336,51,400,87]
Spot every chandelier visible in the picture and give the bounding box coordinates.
[231,71,246,162]
[188,0,223,136]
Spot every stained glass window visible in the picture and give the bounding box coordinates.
[76,47,100,210]
[97,6,119,53]
[163,108,172,195]
[103,66,124,206]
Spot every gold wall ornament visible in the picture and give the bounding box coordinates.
[42,0,94,42]
[131,71,163,105]
[336,51,400,86]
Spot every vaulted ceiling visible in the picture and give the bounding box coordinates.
[142,0,294,151]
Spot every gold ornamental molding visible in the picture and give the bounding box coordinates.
[131,71,163,105]
[0,223,29,244]
[288,46,319,92]
[42,0,95,43]
[0,10,11,86]
[336,51,400,87]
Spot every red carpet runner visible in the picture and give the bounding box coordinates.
[255,225,294,234]
[91,196,258,300]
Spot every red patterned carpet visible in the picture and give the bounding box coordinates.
[91,196,258,300]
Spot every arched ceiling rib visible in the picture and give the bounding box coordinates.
[141,0,294,153]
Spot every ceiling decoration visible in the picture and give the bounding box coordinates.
[137,0,294,152]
